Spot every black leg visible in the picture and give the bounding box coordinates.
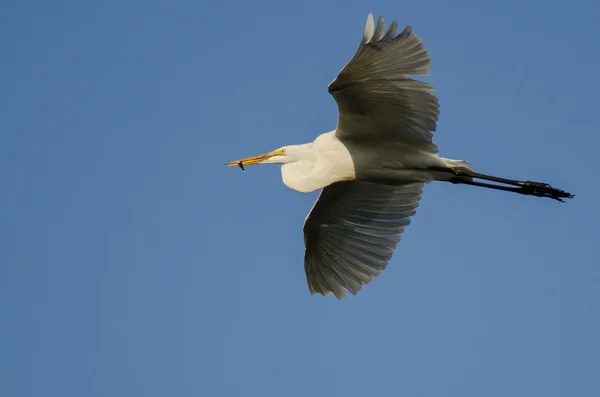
[430,166,574,202]
[449,178,571,202]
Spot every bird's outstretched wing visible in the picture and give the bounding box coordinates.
[303,181,424,299]
[329,13,440,153]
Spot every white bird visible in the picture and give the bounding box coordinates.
[227,13,573,299]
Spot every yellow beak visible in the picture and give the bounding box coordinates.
[225,149,285,170]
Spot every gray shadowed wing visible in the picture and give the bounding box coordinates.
[303,181,424,299]
[329,14,440,153]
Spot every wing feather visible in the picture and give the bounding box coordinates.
[329,13,440,153]
[303,181,424,298]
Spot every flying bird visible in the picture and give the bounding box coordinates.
[226,13,573,299]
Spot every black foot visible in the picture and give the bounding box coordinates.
[521,181,574,202]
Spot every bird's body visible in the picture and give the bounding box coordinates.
[227,14,573,299]
[281,131,460,193]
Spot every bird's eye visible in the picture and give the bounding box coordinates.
[281,149,286,154]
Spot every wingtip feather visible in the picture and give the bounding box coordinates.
[363,13,375,44]
[373,16,386,41]
[383,20,398,41]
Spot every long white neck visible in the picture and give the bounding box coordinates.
[281,160,323,193]
[279,143,320,193]
[279,136,355,193]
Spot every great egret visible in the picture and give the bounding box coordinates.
[226,13,573,299]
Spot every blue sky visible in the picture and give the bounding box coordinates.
[2,0,599,396]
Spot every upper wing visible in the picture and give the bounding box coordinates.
[303,180,424,299]
[329,14,440,153]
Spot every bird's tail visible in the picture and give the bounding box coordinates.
[441,158,473,172]
[439,158,474,182]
